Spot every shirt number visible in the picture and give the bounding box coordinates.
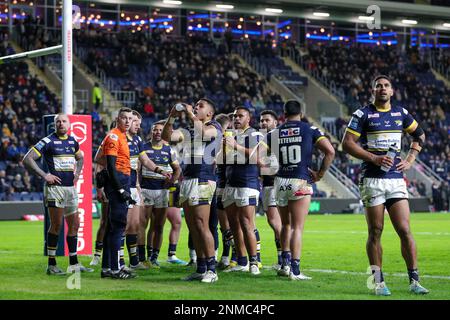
[280,145,301,164]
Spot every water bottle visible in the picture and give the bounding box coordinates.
[175,103,185,112]
[380,143,397,172]
[223,129,234,155]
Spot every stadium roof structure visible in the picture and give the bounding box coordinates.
[81,0,450,33]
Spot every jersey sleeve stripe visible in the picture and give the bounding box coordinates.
[259,141,270,150]
[345,128,361,137]
[315,136,327,144]
[32,147,42,157]
[139,151,147,157]
[404,120,418,133]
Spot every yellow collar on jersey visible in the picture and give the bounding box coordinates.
[56,134,68,140]
[151,143,163,150]
[373,103,391,112]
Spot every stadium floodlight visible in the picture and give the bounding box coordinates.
[358,16,375,21]
[163,0,182,5]
[313,12,330,17]
[216,4,234,10]
[443,23,450,28]
[402,19,417,25]
[265,8,283,14]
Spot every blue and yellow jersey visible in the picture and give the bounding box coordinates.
[128,134,146,188]
[141,142,177,190]
[32,132,80,187]
[266,121,326,183]
[226,126,266,190]
[345,104,417,179]
[182,120,222,181]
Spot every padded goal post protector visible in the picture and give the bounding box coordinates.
[43,114,93,256]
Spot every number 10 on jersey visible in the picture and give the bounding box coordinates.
[280,145,302,164]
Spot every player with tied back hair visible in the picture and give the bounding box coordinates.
[264,100,335,280]
[342,75,429,295]
[23,113,93,275]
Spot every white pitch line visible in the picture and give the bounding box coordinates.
[261,266,450,280]
[304,230,450,236]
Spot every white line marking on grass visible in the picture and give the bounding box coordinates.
[262,266,450,280]
[305,230,450,236]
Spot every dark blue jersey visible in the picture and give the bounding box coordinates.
[32,132,80,187]
[262,175,275,187]
[182,120,222,181]
[216,164,227,188]
[141,142,176,190]
[128,134,146,188]
[266,121,325,182]
[345,104,417,180]
[226,127,264,190]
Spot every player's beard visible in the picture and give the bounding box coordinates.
[375,95,390,104]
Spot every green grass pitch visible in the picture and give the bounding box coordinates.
[0,213,449,300]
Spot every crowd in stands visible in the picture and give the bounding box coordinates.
[75,27,284,125]
[295,42,450,201]
[2,16,450,204]
[0,32,64,199]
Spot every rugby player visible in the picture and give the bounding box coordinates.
[162,99,222,283]
[23,114,93,275]
[266,100,334,280]
[342,75,429,295]
[222,107,264,275]
[139,120,183,267]
[259,110,283,270]
[214,113,236,269]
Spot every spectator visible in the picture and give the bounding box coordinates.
[12,174,26,193]
[0,170,9,193]
[92,82,102,111]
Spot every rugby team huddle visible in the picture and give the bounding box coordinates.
[23,75,430,295]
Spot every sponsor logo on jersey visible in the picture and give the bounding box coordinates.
[280,128,300,137]
[395,120,402,126]
[384,120,391,127]
[369,122,381,127]
[348,118,359,130]
[109,134,119,141]
[35,141,45,150]
[391,112,401,117]
[54,141,62,144]
[368,113,380,118]
[353,109,364,118]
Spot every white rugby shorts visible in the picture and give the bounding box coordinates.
[44,184,78,215]
[128,187,143,208]
[141,188,169,208]
[359,178,408,208]
[274,177,313,207]
[262,186,277,211]
[179,178,216,206]
[222,186,260,208]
